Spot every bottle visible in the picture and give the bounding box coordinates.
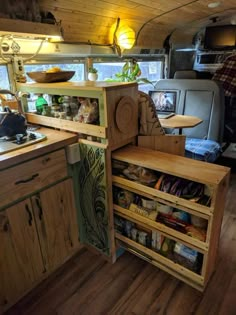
[36,94,48,115]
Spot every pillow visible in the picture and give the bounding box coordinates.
[185,138,222,162]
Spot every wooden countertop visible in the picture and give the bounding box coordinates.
[159,115,203,129]
[0,127,77,170]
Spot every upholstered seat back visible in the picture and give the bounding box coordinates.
[174,70,197,79]
[154,79,225,144]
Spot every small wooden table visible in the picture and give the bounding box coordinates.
[159,114,203,134]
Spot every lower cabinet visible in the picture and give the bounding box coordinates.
[32,179,79,272]
[0,178,79,312]
[0,198,45,310]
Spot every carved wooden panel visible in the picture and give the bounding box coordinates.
[78,143,110,255]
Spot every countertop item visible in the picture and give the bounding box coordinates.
[26,71,75,83]
[0,131,47,155]
[0,127,77,170]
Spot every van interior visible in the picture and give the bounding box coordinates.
[0,1,236,314]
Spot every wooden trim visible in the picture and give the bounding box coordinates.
[119,243,205,292]
[204,173,230,284]
[138,135,186,156]
[26,113,107,138]
[78,138,107,149]
[115,233,204,287]
[105,149,117,263]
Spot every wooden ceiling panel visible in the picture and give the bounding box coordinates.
[37,0,236,48]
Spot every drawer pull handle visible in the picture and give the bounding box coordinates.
[25,204,33,226]
[15,173,39,185]
[35,196,43,220]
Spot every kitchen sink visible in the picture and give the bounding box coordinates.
[0,131,47,155]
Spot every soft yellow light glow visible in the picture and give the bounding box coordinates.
[116,25,136,49]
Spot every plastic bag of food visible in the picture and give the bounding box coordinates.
[74,97,99,124]
[123,164,158,186]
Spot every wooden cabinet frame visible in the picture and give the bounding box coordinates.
[112,145,230,291]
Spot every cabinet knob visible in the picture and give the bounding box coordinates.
[42,157,51,165]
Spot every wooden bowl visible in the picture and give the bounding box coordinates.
[26,71,75,83]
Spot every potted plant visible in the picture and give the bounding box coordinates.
[105,58,153,86]
[88,67,98,81]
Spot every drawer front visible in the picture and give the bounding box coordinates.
[0,149,68,209]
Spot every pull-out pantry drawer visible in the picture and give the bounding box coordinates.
[0,149,68,209]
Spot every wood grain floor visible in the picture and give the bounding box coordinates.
[5,174,236,315]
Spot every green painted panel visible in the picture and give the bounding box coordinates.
[78,143,110,255]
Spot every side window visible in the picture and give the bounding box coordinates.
[93,62,125,81]
[0,65,10,90]
[24,63,85,82]
[138,61,163,94]
[94,60,163,94]
[23,62,85,111]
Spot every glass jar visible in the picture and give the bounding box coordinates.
[36,94,48,115]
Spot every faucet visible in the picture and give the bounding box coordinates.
[0,89,24,114]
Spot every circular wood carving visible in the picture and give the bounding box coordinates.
[115,96,136,134]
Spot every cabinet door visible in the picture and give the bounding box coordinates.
[0,200,45,310]
[32,178,79,272]
[78,143,112,256]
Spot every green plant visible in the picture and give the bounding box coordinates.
[88,66,98,73]
[106,58,153,86]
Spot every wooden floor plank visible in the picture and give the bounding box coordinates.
[5,174,236,315]
[219,274,236,315]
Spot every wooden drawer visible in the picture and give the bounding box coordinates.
[0,149,68,209]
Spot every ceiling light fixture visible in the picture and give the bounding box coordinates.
[116,25,136,50]
[111,18,135,56]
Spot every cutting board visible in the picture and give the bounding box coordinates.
[0,132,47,155]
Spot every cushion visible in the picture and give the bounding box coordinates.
[185,138,222,162]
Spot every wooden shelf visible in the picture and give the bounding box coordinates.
[0,18,62,38]
[113,175,213,216]
[17,81,138,150]
[114,205,208,252]
[112,145,230,290]
[26,113,107,138]
[115,233,205,291]
[112,145,229,187]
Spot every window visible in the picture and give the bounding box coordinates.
[0,65,10,91]
[94,60,163,94]
[24,63,85,82]
[93,62,125,81]
[138,61,163,94]
[23,62,85,111]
